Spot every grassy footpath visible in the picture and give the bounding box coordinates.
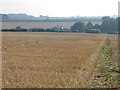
[88,35,119,88]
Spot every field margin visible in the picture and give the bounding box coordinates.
[88,35,119,88]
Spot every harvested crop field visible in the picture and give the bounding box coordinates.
[2,32,118,88]
[2,22,101,29]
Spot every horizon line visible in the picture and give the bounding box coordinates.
[0,13,118,18]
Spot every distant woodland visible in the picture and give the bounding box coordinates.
[0,13,102,22]
[0,14,118,34]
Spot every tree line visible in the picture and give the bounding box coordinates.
[71,16,118,34]
[1,16,118,34]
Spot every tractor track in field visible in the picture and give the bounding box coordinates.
[88,35,119,88]
[76,34,107,87]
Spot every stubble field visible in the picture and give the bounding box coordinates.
[2,32,117,88]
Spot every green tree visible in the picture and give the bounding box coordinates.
[86,21,93,30]
[71,22,85,32]
[100,16,117,33]
[93,24,101,29]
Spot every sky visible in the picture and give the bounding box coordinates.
[0,0,119,17]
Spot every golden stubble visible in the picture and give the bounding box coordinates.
[2,32,107,88]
